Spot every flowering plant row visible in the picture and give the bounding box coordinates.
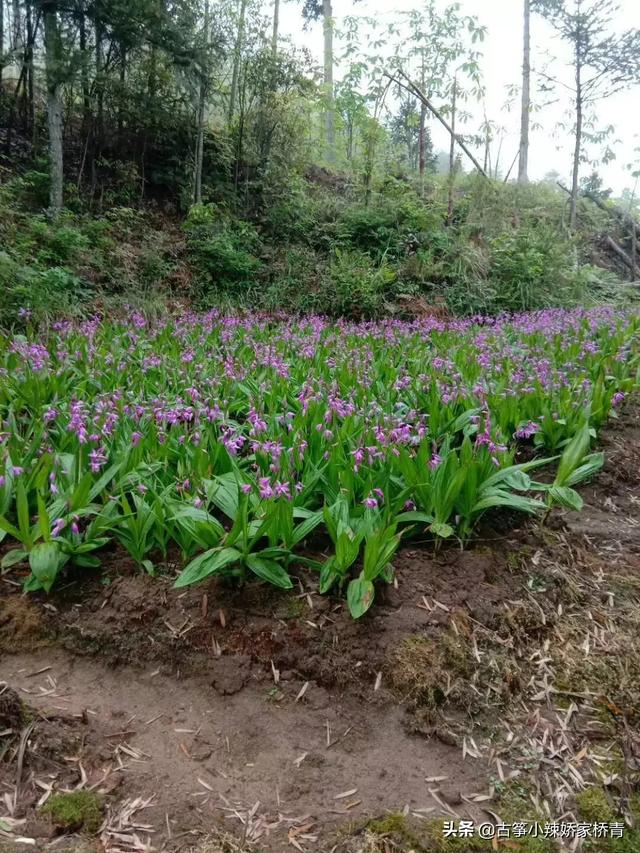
[0,308,637,617]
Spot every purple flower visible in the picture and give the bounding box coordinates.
[363,496,378,509]
[52,518,66,538]
[258,478,274,499]
[515,422,540,439]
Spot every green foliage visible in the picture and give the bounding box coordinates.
[325,249,397,318]
[185,203,263,295]
[489,227,580,312]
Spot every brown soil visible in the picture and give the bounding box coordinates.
[1,403,639,852]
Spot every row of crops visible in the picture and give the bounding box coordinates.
[0,308,637,617]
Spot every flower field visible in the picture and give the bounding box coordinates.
[1,308,638,618]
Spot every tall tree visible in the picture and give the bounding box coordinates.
[228,0,248,122]
[301,0,336,161]
[41,0,64,213]
[533,0,640,229]
[194,0,211,204]
[518,0,531,183]
[272,0,280,57]
[322,0,334,161]
[0,0,4,89]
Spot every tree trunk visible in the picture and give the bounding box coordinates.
[79,12,91,137]
[96,16,105,142]
[570,57,583,230]
[228,0,247,123]
[0,0,4,89]
[323,0,335,163]
[518,0,531,184]
[43,0,63,214]
[194,0,210,205]
[272,0,280,58]
[12,0,22,52]
[418,56,426,181]
[447,80,457,224]
[26,3,36,148]
[118,47,127,139]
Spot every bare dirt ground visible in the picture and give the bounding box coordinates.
[1,405,640,853]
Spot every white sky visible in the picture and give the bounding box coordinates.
[276,0,640,193]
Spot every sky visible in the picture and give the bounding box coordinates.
[276,0,640,194]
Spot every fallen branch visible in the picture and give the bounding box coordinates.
[601,234,640,278]
[384,69,489,179]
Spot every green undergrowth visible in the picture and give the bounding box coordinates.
[1,168,637,329]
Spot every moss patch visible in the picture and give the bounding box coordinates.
[40,791,104,835]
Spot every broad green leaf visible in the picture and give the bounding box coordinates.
[246,554,293,589]
[174,547,241,588]
[430,521,454,539]
[208,473,241,521]
[565,453,604,487]
[473,492,543,515]
[29,542,64,593]
[347,576,375,619]
[548,486,584,512]
[2,549,28,569]
[74,555,101,568]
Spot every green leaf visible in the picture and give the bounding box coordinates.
[473,492,543,515]
[142,559,156,576]
[548,486,584,512]
[88,461,122,502]
[291,511,323,546]
[396,511,434,525]
[335,530,361,570]
[16,480,32,547]
[347,576,375,619]
[246,554,293,589]
[37,494,52,542]
[482,456,558,491]
[430,521,454,539]
[208,473,241,521]
[0,516,21,541]
[29,542,64,593]
[74,555,101,568]
[319,557,338,594]
[174,547,241,588]
[565,452,604,487]
[1,549,28,569]
[555,423,592,486]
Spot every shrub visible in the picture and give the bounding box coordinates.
[185,203,263,294]
[325,248,397,318]
[336,196,442,263]
[0,253,92,328]
[488,227,577,312]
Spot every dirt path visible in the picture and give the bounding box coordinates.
[2,646,486,851]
